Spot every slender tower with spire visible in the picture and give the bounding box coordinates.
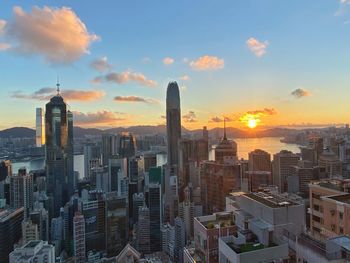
[214,117,237,163]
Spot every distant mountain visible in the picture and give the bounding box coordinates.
[0,127,35,138]
[0,125,300,139]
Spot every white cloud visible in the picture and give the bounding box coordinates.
[246,37,269,57]
[163,57,174,65]
[189,55,224,71]
[90,56,112,72]
[2,6,99,63]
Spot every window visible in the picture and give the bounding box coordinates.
[340,227,344,234]
[339,212,344,220]
[331,224,336,231]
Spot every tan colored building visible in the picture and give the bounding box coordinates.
[248,149,271,172]
[309,179,350,240]
[318,148,342,178]
[272,150,299,192]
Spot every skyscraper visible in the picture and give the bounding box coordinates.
[45,83,74,217]
[272,150,300,192]
[36,107,45,147]
[166,81,181,167]
[0,207,24,263]
[118,132,136,158]
[73,212,86,263]
[102,133,118,166]
[214,120,237,163]
[137,204,150,255]
[248,149,271,172]
[83,143,101,179]
[10,169,33,217]
[149,183,162,252]
[165,81,181,225]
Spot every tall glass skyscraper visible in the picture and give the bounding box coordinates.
[165,81,181,224]
[36,108,45,147]
[45,84,74,217]
[166,81,181,167]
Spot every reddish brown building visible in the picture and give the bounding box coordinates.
[200,161,241,214]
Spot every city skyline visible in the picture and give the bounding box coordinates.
[1,1,350,130]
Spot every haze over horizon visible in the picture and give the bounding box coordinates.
[1,1,350,130]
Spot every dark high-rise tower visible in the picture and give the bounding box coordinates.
[166,81,181,167]
[45,82,74,217]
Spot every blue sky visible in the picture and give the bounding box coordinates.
[1,0,350,129]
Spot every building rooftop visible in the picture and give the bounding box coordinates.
[310,179,350,192]
[184,247,203,262]
[196,212,235,230]
[24,240,41,248]
[328,194,350,204]
[228,242,269,254]
[329,236,350,251]
[244,192,298,208]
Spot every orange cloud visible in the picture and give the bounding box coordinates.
[246,37,268,57]
[2,6,99,63]
[114,95,159,104]
[163,57,174,65]
[73,110,127,127]
[93,71,157,87]
[190,55,224,71]
[180,75,190,81]
[12,88,105,102]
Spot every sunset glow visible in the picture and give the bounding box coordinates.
[248,118,258,129]
[0,2,349,130]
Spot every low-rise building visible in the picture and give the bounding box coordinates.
[9,240,55,263]
[309,179,350,240]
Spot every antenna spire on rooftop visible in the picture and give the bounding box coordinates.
[56,76,60,96]
[224,117,227,140]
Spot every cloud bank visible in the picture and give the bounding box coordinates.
[73,110,126,127]
[93,71,157,87]
[114,95,159,104]
[12,87,105,102]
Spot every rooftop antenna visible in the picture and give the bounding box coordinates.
[224,117,227,140]
[56,76,60,96]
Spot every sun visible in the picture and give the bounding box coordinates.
[247,118,258,129]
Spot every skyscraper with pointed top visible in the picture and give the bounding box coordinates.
[166,81,181,167]
[45,81,74,217]
[214,118,237,163]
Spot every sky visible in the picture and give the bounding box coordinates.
[1,0,350,130]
